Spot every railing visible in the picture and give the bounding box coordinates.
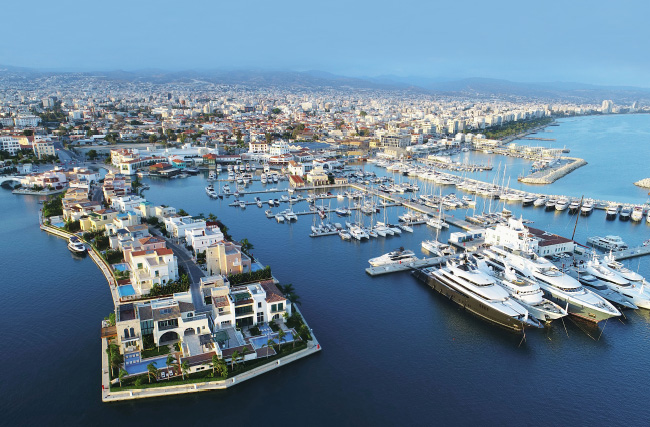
[182,314,207,322]
[158,323,179,331]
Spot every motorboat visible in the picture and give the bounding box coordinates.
[369,248,418,267]
[256,200,263,208]
[545,198,556,210]
[68,236,86,254]
[335,207,351,216]
[522,195,536,206]
[412,255,542,331]
[205,185,218,199]
[398,224,413,233]
[580,199,594,216]
[275,214,285,223]
[261,173,267,184]
[207,171,217,181]
[555,197,570,211]
[284,211,298,221]
[631,206,645,222]
[605,204,619,220]
[619,206,632,221]
[568,199,581,214]
[349,225,369,241]
[573,274,637,310]
[472,254,567,323]
[604,251,647,285]
[339,230,351,240]
[238,201,246,209]
[421,240,454,257]
[533,196,548,207]
[222,184,231,195]
[586,235,628,251]
[426,217,449,230]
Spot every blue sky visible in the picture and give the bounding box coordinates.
[2,0,649,87]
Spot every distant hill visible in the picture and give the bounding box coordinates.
[1,65,649,103]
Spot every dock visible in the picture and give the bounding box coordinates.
[612,244,650,261]
[365,256,447,276]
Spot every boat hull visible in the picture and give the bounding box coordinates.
[412,270,533,331]
[540,288,618,323]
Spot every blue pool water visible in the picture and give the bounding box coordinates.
[249,332,295,349]
[112,263,129,272]
[124,355,168,375]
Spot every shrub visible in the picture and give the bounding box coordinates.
[228,266,272,286]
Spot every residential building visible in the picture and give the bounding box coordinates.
[128,248,179,295]
[206,241,252,276]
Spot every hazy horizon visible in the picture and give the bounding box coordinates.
[3,0,649,87]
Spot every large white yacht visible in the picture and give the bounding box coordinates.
[472,254,567,323]
[603,251,647,285]
[369,248,418,267]
[483,246,620,323]
[412,256,542,331]
[586,235,628,251]
[579,254,650,309]
[555,197,570,211]
[421,240,454,257]
[68,236,86,254]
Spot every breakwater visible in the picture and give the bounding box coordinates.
[634,178,650,189]
[518,157,587,185]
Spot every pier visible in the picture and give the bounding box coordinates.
[521,137,556,141]
[365,256,447,276]
[612,244,650,261]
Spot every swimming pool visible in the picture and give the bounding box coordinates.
[248,331,295,349]
[124,355,168,375]
[113,263,129,272]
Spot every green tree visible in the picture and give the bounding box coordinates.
[87,149,98,160]
[231,350,240,371]
[240,346,250,365]
[180,361,190,379]
[166,354,175,380]
[263,338,275,358]
[277,329,286,351]
[118,368,128,387]
[216,359,228,378]
[240,238,254,255]
[359,111,367,117]
[23,129,34,136]
[146,362,158,383]
[211,354,219,375]
[110,351,124,378]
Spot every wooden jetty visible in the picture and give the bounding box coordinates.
[365,256,447,276]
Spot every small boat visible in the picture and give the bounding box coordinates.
[545,198,556,210]
[339,230,351,240]
[522,195,536,206]
[533,196,548,207]
[398,224,413,233]
[605,204,619,220]
[275,214,285,223]
[619,206,632,221]
[421,240,454,257]
[68,236,86,254]
[256,200,263,208]
[555,197,570,211]
[580,200,594,216]
[631,206,645,222]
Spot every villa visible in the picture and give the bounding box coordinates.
[206,241,251,276]
[127,248,179,295]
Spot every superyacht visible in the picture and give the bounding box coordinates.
[369,248,418,267]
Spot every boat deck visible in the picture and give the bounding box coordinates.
[365,256,447,276]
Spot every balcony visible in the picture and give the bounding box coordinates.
[182,314,207,323]
[158,322,179,331]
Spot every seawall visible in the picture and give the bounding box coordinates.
[518,157,587,185]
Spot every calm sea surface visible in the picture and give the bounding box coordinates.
[1,114,650,425]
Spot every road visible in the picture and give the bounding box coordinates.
[149,228,210,313]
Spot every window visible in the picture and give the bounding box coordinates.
[258,302,262,308]
[129,327,135,337]
[155,271,159,277]
[137,263,143,269]
[278,303,283,311]
[124,328,129,338]
[271,304,277,312]
[257,312,264,323]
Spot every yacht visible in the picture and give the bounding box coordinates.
[631,206,645,222]
[222,184,231,195]
[580,254,649,309]
[349,225,369,241]
[533,196,548,207]
[369,248,418,267]
[284,210,298,221]
[207,171,216,181]
[335,207,351,216]
[412,256,542,331]
[339,229,351,240]
[580,199,594,216]
[568,199,581,214]
[472,254,567,323]
[605,204,619,220]
[426,217,449,230]
[275,214,285,223]
[68,236,86,254]
[619,206,632,221]
[421,240,454,257]
[522,195,536,206]
[482,246,620,323]
[604,251,647,285]
[572,274,637,310]
[398,224,413,233]
[238,201,246,209]
[256,200,263,208]
[555,197,570,211]
[205,185,218,198]
[216,164,222,173]
[586,235,628,251]
[544,198,556,210]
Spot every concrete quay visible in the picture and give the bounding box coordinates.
[518,157,587,184]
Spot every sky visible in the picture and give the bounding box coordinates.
[2,0,649,87]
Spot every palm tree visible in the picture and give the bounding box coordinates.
[264,338,275,358]
[217,360,228,378]
[146,362,158,383]
[277,329,286,351]
[180,361,190,380]
[166,354,175,380]
[231,350,240,371]
[240,238,254,255]
[211,354,219,375]
[240,346,250,366]
[118,368,128,387]
[280,283,295,295]
[208,213,217,221]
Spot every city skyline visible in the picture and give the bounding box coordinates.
[3,0,650,87]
